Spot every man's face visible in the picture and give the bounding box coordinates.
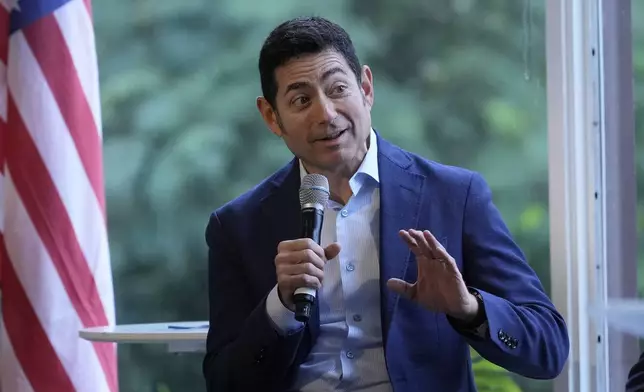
[257,49,375,173]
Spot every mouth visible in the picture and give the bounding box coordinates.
[318,128,347,142]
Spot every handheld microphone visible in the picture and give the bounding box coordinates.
[294,173,330,323]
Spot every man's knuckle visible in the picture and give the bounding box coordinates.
[276,255,289,268]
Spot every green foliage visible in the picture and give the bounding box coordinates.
[155,383,171,392]
[471,348,522,392]
[633,1,644,298]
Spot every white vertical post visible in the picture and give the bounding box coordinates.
[548,0,639,390]
[596,0,639,390]
[546,0,603,391]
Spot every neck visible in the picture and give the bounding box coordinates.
[302,136,371,205]
[328,177,353,205]
[302,163,355,205]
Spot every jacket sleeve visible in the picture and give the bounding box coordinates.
[202,211,305,391]
[626,351,644,392]
[457,172,570,379]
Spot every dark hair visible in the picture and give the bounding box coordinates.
[258,16,362,108]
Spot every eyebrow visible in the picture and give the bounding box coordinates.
[283,67,348,96]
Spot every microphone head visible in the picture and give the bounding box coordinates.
[299,174,330,210]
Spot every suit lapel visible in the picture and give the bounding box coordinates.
[377,137,425,343]
[260,159,320,339]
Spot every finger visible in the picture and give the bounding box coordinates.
[408,229,436,258]
[278,262,324,281]
[277,240,293,253]
[277,238,325,260]
[274,251,293,267]
[399,230,423,256]
[422,230,449,259]
[275,248,325,270]
[286,274,322,290]
[324,243,341,261]
[275,251,301,267]
[386,278,415,300]
[304,248,326,269]
[302,238,326,260]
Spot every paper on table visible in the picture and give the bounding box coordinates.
[167,324,209,330]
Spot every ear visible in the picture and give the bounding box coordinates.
[360,65,374,109]
[256,97,283,137]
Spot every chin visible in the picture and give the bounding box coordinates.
[330,152,358,168]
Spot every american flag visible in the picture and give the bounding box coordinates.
[0,0,117,391]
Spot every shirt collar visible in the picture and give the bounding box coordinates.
[299,128,379,196]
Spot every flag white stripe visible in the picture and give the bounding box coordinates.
[8,32,115,323]
[3,169,111,392]
[0,60,7,121]
[0,322,35,392]
[54,0,102,139]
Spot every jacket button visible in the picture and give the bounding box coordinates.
[254,348,265,364]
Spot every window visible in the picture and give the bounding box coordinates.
[547,0,641,391]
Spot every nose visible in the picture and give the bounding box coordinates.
[311,95,338,125]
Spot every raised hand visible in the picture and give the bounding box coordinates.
[387,229,478,321]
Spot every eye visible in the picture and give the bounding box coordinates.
[332,85,347,94]
[292,96,310,107]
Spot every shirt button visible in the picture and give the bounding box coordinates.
[353,314,362,322]
[346,263,355,272]
[346,351,355,359]
[340,210,349,217]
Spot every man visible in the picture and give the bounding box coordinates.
[203,16,569,392]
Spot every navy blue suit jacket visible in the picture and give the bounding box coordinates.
[627,351,644,391]
[202,135,570,391]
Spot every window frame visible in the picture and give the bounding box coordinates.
[547,0,639,391]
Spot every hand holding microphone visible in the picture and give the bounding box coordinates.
[274,174,340,322]
[274,238,340,312]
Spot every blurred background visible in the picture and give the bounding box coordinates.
[91,0,644,391]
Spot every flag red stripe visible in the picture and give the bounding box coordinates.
[0,6,8,64]
[0,234,76,392]
[6,96,117,392]
[22,16,106,215]
[83,0,93,21]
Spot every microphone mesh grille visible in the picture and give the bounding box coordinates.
[299,174,330,208]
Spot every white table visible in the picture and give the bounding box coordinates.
[79,321,208,353]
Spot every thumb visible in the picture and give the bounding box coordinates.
[324,243,341,261]
[387,278,415,300]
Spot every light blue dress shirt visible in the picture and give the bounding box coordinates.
[266,129,393,392]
